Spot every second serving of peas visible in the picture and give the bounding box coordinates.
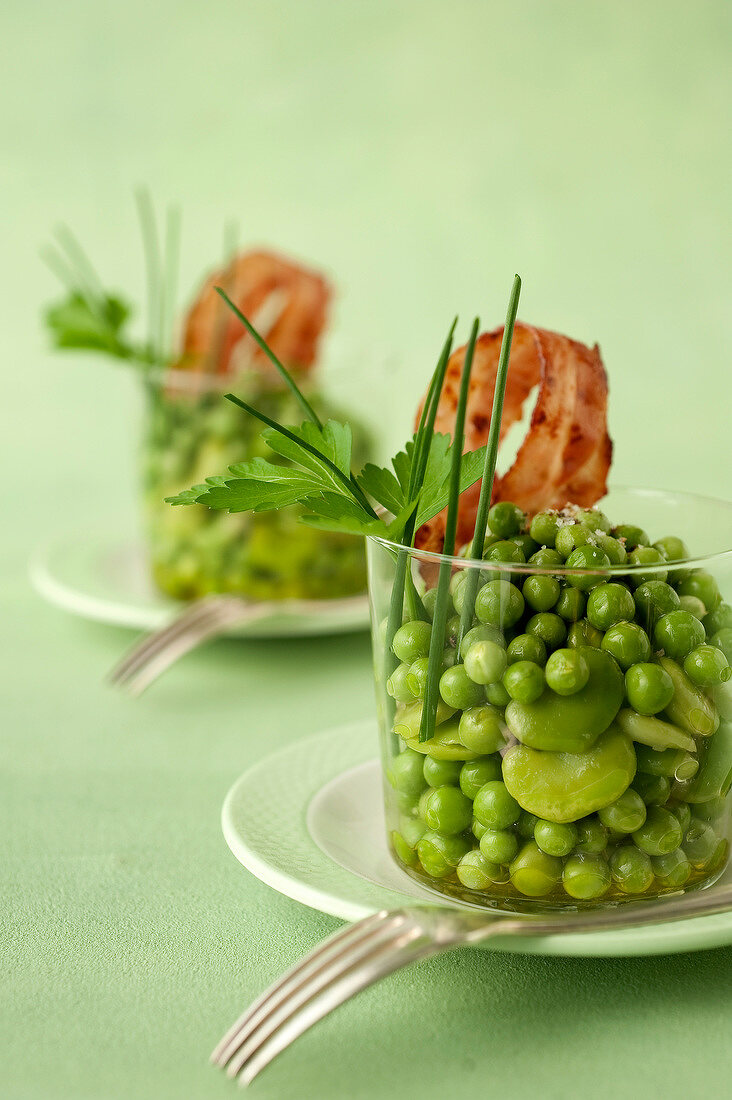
[381,501,732,909]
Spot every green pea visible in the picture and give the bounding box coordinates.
[624,662,674,716]
[627,546,668,587]
[692,795,727,822]
[510,841,563,897]
[575,507,612,534]
[475,579,525,628]
[505,647,625,753]
[555,524,596,559]
[586,583,636,631]
[601,622,651,670]
[593,533,628,565]
[459,624,505,659]
[653,535,690,563]
[678,572,721,612]
[444,615,462,645]
[567,620,604,648]
[705,603,732,636]
[503,659,545,703]
[529,547,564,568]
[632,806,683,856]
[485,681,511,707]
[633,580,681,631]
[421,587,439,620]
[472,818,487,840]
[632,772,671,806]
[679,595,707,619]
[610,845,654,894]
[442,645,458,669]
[417,831,471,878]
[507,633,547,666]
[652,849,691,888]
[503,725,636,823]
[511,534,540,558]
[439,665,485,710]
[456,849,503,890]
[458,706,505,755]
[483,540,526,576]
[392,620,432,663]
[391,830,419,867]
[565,545,612,590]
[406,656,430,699]
[517,810,540,839]
[562,853,611,899]
[459,755,503,798]
[660,657,720,737]
[654,611,706,661]
[534,819,578,857]
[480,828,519,864]
[473,781,521,830]
[598,790,647,833]
[423,756,462,787]
[464,640,507,685]
[387,662,419,703]
[545,648,590,696]
[711,628,732,664]
[612,524,650,551]
[574,816,608,854]
[526,612,567,651]
[555,588,586,622]
[683,818,722,867]
[635,744,699,780]
[488,501,526,539]
[523,574,560,612]
[423,786,474,835]
[684,645,731,688]
[530,511,560,547]
[615,708,695,752]
[387,749,427,795]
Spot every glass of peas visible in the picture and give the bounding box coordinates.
[368,487,732,911]
[141,367,369,602]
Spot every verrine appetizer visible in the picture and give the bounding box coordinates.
[168,274,732,910]
[44,206,368,601]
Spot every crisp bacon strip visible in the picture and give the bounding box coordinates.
[179,250,331,375]
[415,323,612,553]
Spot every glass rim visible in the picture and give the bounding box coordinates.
[365,485,732,576]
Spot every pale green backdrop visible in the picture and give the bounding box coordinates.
[3,2,732,1098]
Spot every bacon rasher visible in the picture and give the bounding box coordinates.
[178,250,331,376]
[415,323,613,554]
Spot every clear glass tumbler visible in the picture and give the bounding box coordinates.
[367,487,732,911]
[140,368,367,601]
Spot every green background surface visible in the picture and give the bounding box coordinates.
[3,2,732,1097]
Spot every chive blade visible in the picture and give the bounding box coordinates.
[418,318,480,743]
[457,274,522,647]
[215,286,323,428]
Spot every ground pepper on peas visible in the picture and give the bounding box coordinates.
[384,502,732,905]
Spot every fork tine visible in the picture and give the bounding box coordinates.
[236,927,439,1086]
[223,914,418,1080]
[109,597,228,684]
[212,911,395,1066]
[114,601,249,696]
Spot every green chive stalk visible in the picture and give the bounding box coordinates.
[456,275,522,650]
[418,318,480,742]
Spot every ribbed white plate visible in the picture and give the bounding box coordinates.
[30,528,369,638]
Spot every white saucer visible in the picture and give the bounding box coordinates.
[221,720,732,957]
[30,527,370,638]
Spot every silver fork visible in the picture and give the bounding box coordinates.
[212,885,732,1086]
[109,592,367,696]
